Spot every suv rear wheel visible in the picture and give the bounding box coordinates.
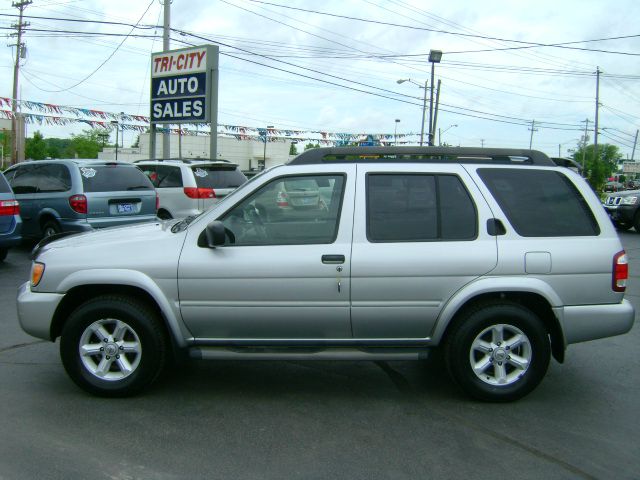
[41,219,61,238]
[444,301,551,402]
[60,295,168,397]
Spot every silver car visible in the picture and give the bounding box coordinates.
[136,159,247,219]
[16,147,635,401]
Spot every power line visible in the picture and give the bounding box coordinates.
[246,0,640,56]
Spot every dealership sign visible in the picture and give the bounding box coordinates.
[150,45,219,124]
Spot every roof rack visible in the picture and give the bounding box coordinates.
[288,146,555,167]
[133,158,232,164]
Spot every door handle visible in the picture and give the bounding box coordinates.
[321,254,345,264]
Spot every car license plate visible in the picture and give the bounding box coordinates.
[117,203,134,213]
[302,197,314,205]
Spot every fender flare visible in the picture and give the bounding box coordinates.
[430,276,563,344]
[57,269,190,347]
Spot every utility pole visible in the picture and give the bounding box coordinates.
[162,0,171,159]
[528,120,538,149]
[9,1,31,165]
[594,67,600,163]
[581,118,590,175]
[631,129,638,162]
[480,139,485,148]
[432,79,441,145]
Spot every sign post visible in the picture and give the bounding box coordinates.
[150,45,219,159]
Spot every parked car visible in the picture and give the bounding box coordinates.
[136,159,247,219]
[603,189,640,231]
[0,171,22,261]
[3,160,157,239]
[17,147,634,401]
[603,181,624,193]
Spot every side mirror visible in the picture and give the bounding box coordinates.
[205,221,226,248]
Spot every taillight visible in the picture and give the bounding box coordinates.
[0,199,19,216]
[183,187,216,199]
[613,251,629,292]
[155,192,160,211]
[276,191,289,207]
[69,194,87,214]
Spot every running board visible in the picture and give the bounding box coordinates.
[189,347,430,361]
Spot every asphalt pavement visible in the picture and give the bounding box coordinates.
[0,234,638,480]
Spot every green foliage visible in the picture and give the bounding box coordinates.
[289,142,298,155]
[304,142,320,151]
[571,143,622,190]
[67,129,103,159]
[25,131,48,160]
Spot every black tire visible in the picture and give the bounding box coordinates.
[60,295,168,397]
[634,212,640,233]
[614,221,632,231]
[443,301,551,402]
[0,248,7,262]
[41,219,61,238]
[157,209,173,220]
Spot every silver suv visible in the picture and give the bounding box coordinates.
[136,159,247,219]
[16,147,635,401]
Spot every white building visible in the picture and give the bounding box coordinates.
[99,132,294,171]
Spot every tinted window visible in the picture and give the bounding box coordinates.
[221,174,344,246]
[80,165,154,192]
[191,166,247,189]
[7,165,38,194]
[367,174,477,242]
[478,168,599,237]
[156,165,183,188]
[37,164,72,193]
[0,173,11,193]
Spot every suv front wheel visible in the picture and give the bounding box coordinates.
[444,301,551,402]
[60,295,168,397]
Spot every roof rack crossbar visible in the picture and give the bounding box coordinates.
[287,146,554,167]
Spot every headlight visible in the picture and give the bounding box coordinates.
[31,262,45,287]
[622,196,638,205]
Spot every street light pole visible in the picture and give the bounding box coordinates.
[428,49,442,146]
[111,120,119,161]
[397,79,427,146]
[394,119,400,146]
[439,124,457,146]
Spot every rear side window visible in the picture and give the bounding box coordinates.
[367,173,477,242]
[7,165,38,194]
[37,164,72,193]
[478,168,599,237]
[156,165,183,187]
[80,165,154,193]
[191,166,247,189]
[0,173,11,193]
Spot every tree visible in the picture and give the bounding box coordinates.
[25,131,48,160]
[572,143,622,190]
[67,129,103,159]
[304,142,320,151]
[289,142,298,155]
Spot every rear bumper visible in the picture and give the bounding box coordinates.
[603,204,636,225]
[17,281,63,341]
[0,217,22,248]
[557,299,635,345]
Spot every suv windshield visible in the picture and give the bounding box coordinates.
[191,166,247,189]
[80,165,154,192]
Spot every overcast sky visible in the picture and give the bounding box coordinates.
[1,0,639,158]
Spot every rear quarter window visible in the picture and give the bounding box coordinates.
[0,173,11,193]
[478,168,600,237]
[80,165,154,193]
[191,166,247,189]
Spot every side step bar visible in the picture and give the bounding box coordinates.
[189,347,430,361]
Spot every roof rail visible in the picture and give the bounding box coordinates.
[288,146,555,167]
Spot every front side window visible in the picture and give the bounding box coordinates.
[478,168,599,237]
[7,165,38,194]
[367,173,477,242]
[220,174,345,246]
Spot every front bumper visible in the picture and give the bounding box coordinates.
[603,204,636,225]
[16,281,64,341]
[556,299,635,345]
